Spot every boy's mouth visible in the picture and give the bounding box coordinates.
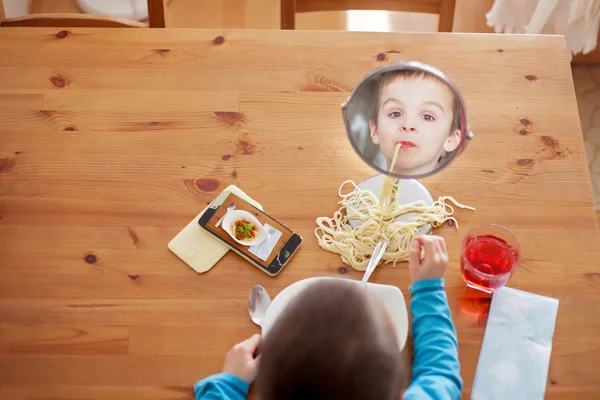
[396,140,417,148]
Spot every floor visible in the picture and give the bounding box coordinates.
[573,66,600,215]
[25,0,600,221]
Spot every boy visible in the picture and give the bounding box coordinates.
[370,69,462,176]
[193,235,462,400]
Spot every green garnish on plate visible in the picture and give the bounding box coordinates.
[234,219,258,240]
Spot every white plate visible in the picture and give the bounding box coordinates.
[350,174,434,234]
[262,276,409,350]
[222,210,266,246]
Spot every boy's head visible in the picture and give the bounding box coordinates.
[369,69,462,176]
[257,279,404,400]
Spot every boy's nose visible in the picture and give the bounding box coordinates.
[400,124,416,132]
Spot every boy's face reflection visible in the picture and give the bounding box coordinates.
[370,77,461,175]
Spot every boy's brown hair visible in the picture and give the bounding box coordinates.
[371,69,462,134]
[256,279,404,400]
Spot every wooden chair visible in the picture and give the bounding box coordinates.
[0,0,167,28]
[281,0,456,32]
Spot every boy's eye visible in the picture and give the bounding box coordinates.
[422,114,435,121]
[389,111,402,118]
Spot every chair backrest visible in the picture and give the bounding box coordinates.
[281,0,456,32]
[0,0,166,28]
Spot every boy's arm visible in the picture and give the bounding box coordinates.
[194,372,249,400]
[194,333,260,400]
[403,278,463,400]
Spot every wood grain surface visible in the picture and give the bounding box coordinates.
[0,28,599,399]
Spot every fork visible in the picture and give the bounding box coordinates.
[362,240,388,283]
[257,227,277,253]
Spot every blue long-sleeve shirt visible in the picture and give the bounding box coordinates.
[403,278,462,400]
[193,373,249,400]
[194,278,462,400]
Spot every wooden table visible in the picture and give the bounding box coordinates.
[1,28,599,399]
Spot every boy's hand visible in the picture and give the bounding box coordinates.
[409,235,449,282]
[222,334,261,384]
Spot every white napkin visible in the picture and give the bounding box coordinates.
[248,223,282,261]
[471,287,559,400]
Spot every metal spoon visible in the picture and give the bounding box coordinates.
[215,203,236,228]
[248,285,271,328]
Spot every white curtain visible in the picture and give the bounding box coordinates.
[486,0,600,60]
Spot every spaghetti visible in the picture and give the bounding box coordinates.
[379,143,402,211]
[314,179,475,271]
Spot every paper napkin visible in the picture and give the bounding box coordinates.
[471,286,559,400]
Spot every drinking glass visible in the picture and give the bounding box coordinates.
[460,224,520,293]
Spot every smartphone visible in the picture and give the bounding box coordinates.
[198,190,303,276]
[168,185,264,273]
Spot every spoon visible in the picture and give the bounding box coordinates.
[248,285,272,328]
[215,203,236,228]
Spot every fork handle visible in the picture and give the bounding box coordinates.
[256,236,269,252]
[257,231,275,252]
[362,240,388,283]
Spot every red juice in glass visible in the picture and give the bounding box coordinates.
[460,225,520,293]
